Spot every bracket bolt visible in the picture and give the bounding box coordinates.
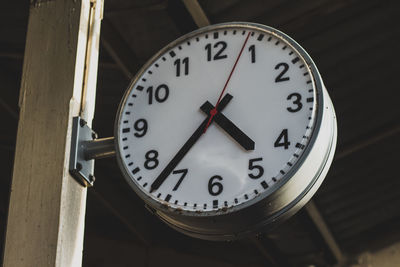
[79,119,87,127]
[76,162,83,171]
[89,174,96,183]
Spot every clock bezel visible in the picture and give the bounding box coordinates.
[114,22,330,221]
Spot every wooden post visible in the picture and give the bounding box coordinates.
[3,0,103,266]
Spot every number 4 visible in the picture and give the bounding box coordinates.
[274,129,290,149]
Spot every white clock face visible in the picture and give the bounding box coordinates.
[117,25,317,213]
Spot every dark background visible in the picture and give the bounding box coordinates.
[1,0,400,266]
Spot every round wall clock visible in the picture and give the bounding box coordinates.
[114,22,337,240]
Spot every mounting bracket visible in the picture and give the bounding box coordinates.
[69,116,115,187]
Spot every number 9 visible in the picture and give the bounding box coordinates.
[134,119,148,137]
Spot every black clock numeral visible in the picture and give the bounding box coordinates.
[146,84,169,105]
[287,93,303,112]
[274,129,291,149]
[275,62,290,82]
[133,119,147,137]
[174,57,189,77]
[172,168,188,191]
[205,41,228,61]
[248,44,256,63]
[144,150,159,170]
[248,158,264,179]
[208,175,223,196]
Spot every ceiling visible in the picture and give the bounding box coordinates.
[1,0,400,266]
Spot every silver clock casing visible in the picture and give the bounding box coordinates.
[114,22,337,240]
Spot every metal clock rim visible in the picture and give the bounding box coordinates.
[114,22,326,217]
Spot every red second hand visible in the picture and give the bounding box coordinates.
[203,31,252,133]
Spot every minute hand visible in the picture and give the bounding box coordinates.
[150,94,233,193]
[200,101,255,151]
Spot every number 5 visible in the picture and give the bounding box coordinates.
[248,158,264,179]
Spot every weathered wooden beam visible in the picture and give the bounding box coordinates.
[3,0,103,266]
[182,0,210,28]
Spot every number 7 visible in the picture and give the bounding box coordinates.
[172,169,188,191]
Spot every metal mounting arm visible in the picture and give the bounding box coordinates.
[69,116,116,187]
[84,137,116,160]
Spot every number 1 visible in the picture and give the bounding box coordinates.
[249,45,255,63]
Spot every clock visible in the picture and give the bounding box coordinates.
[114,22,337,240]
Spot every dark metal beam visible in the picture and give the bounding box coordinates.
[305,200,345,264]
[0,97,18,120]
[0,52,23,60]
[336,123,400,160]
[88,189,152,246]
[104,1,168,17]
[91,163,154,246]
[248,237,282,267]
[100,17,142,80]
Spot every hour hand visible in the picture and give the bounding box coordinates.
[200,101,255,151]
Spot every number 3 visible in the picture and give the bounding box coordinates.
[287,93,303,113]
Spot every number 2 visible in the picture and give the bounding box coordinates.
[275,62,290,82]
